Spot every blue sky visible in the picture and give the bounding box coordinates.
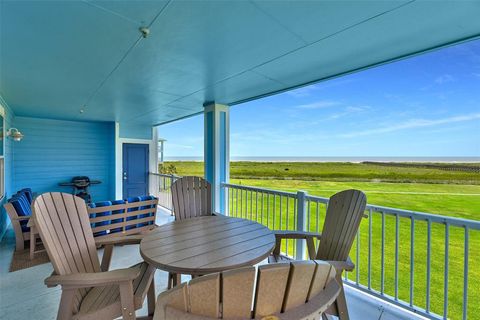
[158,39,480,158]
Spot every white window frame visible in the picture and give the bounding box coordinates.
[0,104,5,201]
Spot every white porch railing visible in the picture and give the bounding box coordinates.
[149,173,179,211]
[222,182,480,320]
[148,173,479,319]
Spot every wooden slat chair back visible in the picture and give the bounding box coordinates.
[154,260,340,320]
[171,176,212,220]
[87,197,158,239]
[168,176,212,288]
[269,189,367,320]
[33,192,156,320]
[316,189,367,261]
[34,193,104,314]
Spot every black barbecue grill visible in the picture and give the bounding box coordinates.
[58,176,101,203]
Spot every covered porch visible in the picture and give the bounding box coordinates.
[1,1,479,319]
[0,208,421,319]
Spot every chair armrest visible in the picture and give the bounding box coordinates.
[95,234,144,246]
[139,224,158,233]
[272,231,322,260]
[326,257,355,272]
[273,230,322,239]
[45,267,140,288]
[27,219,35,228]
[97,234,154,271]
[10,215,31,221]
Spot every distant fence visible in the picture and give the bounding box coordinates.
[362,161,480,173]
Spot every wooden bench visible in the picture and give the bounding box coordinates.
[87,196,159,240]
[26,195,159,260]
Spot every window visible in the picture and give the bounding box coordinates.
[0,158,3,200]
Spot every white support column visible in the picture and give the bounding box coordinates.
[114,122,122,199]
[150,126,159,196]
[204,103,229,214]
[296,190,308,260]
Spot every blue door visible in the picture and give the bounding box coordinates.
[123,143,149,198]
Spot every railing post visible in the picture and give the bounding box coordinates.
[169,174,175,214]
[223,183,229,217]
[296,190,307,260]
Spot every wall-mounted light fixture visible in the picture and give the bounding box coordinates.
[6,128,24,141]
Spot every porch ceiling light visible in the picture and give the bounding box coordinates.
[6,128,24,141]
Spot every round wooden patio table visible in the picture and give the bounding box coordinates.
[140,215,275,276]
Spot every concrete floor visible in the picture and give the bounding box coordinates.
[0,208,425,320]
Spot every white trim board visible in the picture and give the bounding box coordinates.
[0,104,7,241]
[0,104,5,202]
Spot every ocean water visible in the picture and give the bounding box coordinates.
[164,156,480,163]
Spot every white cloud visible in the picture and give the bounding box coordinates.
[326,105,371,120]
[167,143,194,149]
[434,74,455,84]
[232,128,324,145]
[346,105,371,112]
[325,106,369,120]
[295,100,341,109]
[340,113,480,138]
[286,85,322,98]
[287,104,371,128]
[285,78,357,98]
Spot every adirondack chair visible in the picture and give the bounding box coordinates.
[3,188,42,258]
[168,176,212,288]
[269,189,367,320]
[171,176,212,220]
[154,260,340,320]
[4,198,32,251]
[32,192,156,320]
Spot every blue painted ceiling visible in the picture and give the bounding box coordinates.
[1,0,479,126]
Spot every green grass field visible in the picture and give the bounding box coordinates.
[224,185,480,319]
[162,161,480,318]
[165,161,479,184]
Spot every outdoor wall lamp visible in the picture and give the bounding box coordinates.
[6,128,24,141]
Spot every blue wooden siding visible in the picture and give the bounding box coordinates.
[0,97,15,239]
[119,123,152,140]
[12,117,116,202]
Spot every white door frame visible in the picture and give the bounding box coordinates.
[115,123,158,199]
